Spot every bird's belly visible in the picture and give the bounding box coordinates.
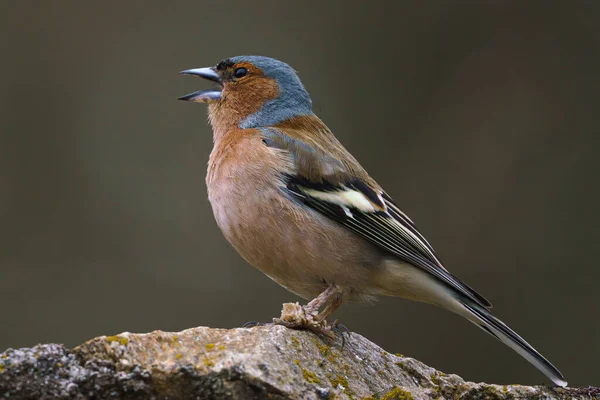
[208,182,381,300]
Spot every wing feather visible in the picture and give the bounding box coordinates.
[263,127,492,309]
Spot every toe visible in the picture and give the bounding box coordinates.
[241,321,268,328]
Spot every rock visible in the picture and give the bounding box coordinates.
[0,325,596,399]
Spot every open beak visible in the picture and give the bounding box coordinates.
[179,67,223,103]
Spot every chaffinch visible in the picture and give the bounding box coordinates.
[179,56,566,387]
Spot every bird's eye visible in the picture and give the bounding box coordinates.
[233,67,248,78]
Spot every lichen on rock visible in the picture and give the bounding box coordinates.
[0,326,596,399]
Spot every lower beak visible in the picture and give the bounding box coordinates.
[179,67,223,103]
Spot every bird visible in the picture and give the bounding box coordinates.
[179,55,567,387]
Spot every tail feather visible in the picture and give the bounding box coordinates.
[460,300,567,387]
[373,260,567,386]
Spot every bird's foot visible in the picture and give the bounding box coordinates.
[240,321,269,328]
[330,321,351,346]
[273,302,336,339]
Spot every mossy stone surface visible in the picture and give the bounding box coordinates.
[0,325,594,399]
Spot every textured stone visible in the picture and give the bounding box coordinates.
[0,325,597,399]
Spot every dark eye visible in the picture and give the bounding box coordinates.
[233,67,248,78]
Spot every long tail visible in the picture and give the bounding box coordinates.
[458,299,567,387]
[374,261,567,385]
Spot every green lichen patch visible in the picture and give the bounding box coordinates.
[203,358,214,367]
[313,338,331,358]
[293,359,321,384]
[430,373,441,393]
[381,387,414,400]
[302,368,321,383]
[302,368,320,384]
[205,343,215,351]
[313,338,340,366]
[105,336,128,346]
[327,373,355,398]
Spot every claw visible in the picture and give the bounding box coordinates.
[241,321,268,328]
[331,321,351,348]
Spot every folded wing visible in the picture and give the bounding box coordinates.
[261,127,492,309]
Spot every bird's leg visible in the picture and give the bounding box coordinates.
[316,290,343,321]
[274,285,342,338]
[304,286,338,317]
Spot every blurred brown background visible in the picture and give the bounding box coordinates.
[1,0,598,387]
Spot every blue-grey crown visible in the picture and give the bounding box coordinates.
[229,56,314,128]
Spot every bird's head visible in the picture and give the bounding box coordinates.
[180,56,314,137]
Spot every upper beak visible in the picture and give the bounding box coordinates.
[179,67,223,103]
